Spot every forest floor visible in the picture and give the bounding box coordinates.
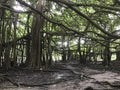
[1,60,120,90]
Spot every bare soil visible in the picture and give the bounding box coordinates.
[1,60,120,90]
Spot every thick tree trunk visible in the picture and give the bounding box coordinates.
[0,0,13,69]
[116,51,120,61]
[30,0,45,68]
[25,14,31,67]
[62,36,66,61]
[48,36,53,66]
[0,46,2,67]
[116,45,120,61]
[4,47,11,69]
[12,13,18,67]
[0,1,6,67]
[102,46,111,66]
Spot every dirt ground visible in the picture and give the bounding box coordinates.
[1,60,120,90]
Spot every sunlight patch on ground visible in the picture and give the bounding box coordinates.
[90,71,120,82]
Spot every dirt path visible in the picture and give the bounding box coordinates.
[1,61,120,90]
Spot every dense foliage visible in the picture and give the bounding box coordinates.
[0,0,120,69]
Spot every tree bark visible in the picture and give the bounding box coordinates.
[30,0,45,68]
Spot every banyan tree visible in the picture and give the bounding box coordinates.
[0,0,120,69]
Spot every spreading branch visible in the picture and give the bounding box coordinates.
[48,0,120,39]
